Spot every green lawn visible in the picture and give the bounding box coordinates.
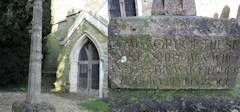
[78,101,108,112]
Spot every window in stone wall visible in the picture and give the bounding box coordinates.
[109,0,137,18]
[79,40,99,94]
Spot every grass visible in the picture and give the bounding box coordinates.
[109,88,239,101]
[78,101,108,112]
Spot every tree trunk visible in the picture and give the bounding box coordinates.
[26,0,43,104]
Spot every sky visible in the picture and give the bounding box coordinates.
[195,0,240,18]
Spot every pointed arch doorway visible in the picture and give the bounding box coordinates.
[69,32,105,98]
[79,40,99,94]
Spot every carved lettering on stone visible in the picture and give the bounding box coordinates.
[109,16,240,89]
[109,34,240,89]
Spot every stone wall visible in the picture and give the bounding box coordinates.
[140,0,153,16]
[51,0,109,24]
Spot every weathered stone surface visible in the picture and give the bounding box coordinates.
[109,89,240,112]
[26,0,43,104]
[214,12,218,18]
[183,0,196,15]
[108,16,240,89]
[141,0,154,16]
[151,0,196,15]
[164,0,183,15]
[151,0,165,15]
[236,6,240,25]
[237,5,240,19]
[220,5,230,18]
[51,0,108,24]
[12,101,56,112]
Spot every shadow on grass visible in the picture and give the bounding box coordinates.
[0,83,27,92]
[78,101,108,112]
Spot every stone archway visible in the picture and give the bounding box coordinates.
[69,31,104,98]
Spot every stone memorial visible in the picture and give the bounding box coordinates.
[12,0,55,111]
[237,5,240,23]
[220,5,230,18]
[214,12,218,18]
[237,5,240,18]
[108,1,240,90]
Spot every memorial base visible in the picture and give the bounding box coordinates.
[12,101,56,112]
[109,88,240,111]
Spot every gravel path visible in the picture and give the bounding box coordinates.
[0,92,91,112]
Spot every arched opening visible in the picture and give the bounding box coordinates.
[78,40,99,94]
[69,31,105,98]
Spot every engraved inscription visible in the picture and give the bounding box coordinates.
[109,35,240,89]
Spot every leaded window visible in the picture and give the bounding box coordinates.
[109,0,136,18]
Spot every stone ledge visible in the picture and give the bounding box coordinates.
[12,101,56,112]
[109,89,240,111]
[109,16,240,36]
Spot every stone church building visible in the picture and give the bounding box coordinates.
[43,0,109,98]
[43,0,240,98]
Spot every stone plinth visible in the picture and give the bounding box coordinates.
[12,101,56,112]
[108,16,240,89]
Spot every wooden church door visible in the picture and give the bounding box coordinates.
[79,40,99,94]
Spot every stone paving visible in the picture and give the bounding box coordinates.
[0,92,91,112]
